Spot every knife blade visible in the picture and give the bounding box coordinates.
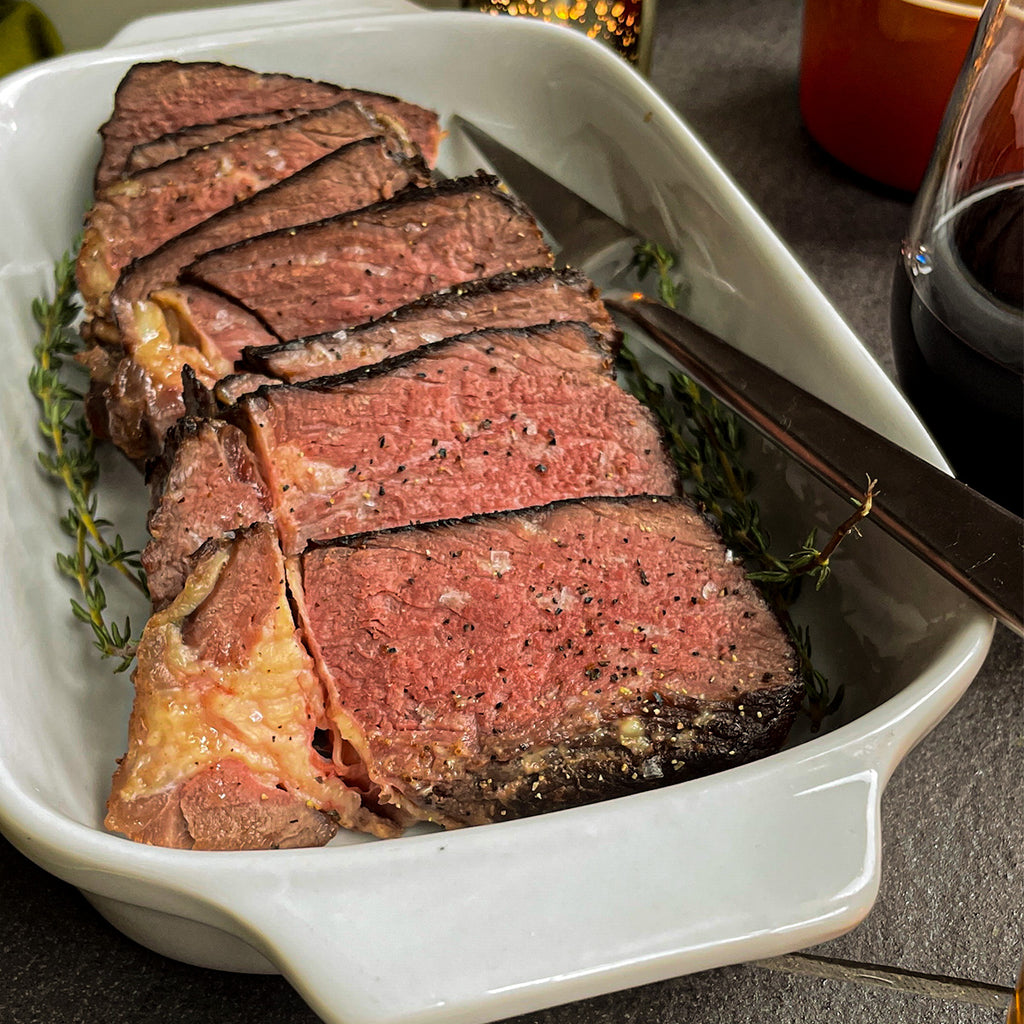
[451,114,646,270]
[452,114,1024,635]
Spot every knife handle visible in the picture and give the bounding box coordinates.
[613,297,1024,636]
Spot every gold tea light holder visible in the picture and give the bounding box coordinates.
[473,0,657,74]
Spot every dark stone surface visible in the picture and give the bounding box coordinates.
[648,0,1023,998]
[2,1,1020,1022]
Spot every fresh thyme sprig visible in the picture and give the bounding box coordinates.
[627,241,872,729]
[632,240,678,308]
[744,482,875,593]
[29,245,147,672]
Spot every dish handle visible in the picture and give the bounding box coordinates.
[155,748,887,1024]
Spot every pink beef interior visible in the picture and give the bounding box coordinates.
[85,101,383,295]
[234,323,677,554]
[297,496,801,825]
[96,60,441,187]
[248,267,620,383]
[115,135,429,310]
[142,419,274,610]
[183,176,555,339]
[125,108,315,175]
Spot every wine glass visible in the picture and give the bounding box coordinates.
[891,0,1023,515]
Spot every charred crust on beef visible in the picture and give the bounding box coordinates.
[114,135,430,307]
[416,687,801,826]
[295,495,802,829]
[179,364,218,420]
[96,59,440,188]
[232,320,612,405]
[183,174,537,269]
[241,267,620,382]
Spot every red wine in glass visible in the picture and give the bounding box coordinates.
[891,177,1023,515]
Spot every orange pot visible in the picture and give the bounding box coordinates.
[799,0,983,191]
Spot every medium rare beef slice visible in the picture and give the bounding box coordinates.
[96,61,340,189]
[79,100,385,323]
[142,418,274,609]
[96,60,440,188]
[125,93,436,175]
[106,524,398,849]
[245,267,620,383]
[114,135,430,312]
[294,496,803,829]
[125,107,315,175]
[183,175,555,340]
[232,322,677,554]
[87,138,431,464]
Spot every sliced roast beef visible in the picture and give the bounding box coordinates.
[106,524,399,849]
[91,65,809,852]
[84,138,432,464]
[96,60,441,188]
[244,267,620,383]
[293,495,802,828]
[182,175,555,340]
[229,321,677,555]
[141,418,274,609]
[113,135,430,315]
[124,107,314,175]
[79,101,387,325]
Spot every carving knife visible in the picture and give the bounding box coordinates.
[451,114,1024,636]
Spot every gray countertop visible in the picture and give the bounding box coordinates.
[2,1,1021,1021]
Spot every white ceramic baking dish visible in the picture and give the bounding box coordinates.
[0,4,993,1023]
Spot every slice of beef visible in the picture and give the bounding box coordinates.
[78,100,385,324]
[182,175,555,340]
[84,138,431,465]
[243,267,620,383]
[230,321,677,555]
[106,524,399,849]
[141,418,274,610]
[112,135,430,316]
[125,107,313,175]
[96,60,440,188]
[293,495,803,829]
[125,96,437,176]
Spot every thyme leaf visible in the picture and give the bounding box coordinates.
[631,240,678,308]
[626,242,869,729]
[29,243,147,672]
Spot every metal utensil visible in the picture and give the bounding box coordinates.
[452,114,1024,636]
